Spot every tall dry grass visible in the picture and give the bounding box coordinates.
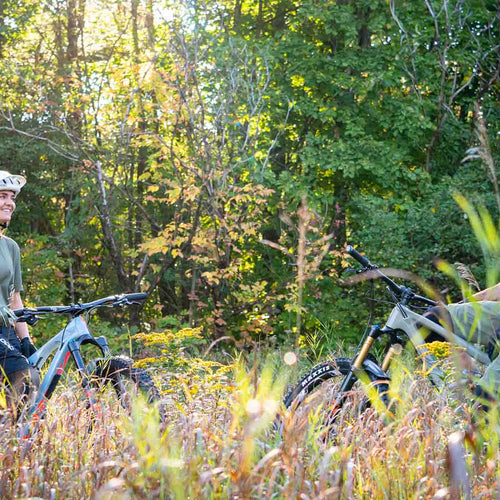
[5,191,500,497]
[0,352,498,499]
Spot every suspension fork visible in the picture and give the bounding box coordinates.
[322,327,403,433]
[332,325,383,407]
[321,326,384,430]
[68,340,102,417]
[381,343,403,372]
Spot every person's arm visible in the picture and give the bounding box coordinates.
[10,291,30,340]
[472,283,500,302]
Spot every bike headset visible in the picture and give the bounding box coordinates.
[0,170,26,229]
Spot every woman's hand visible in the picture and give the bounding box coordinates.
[20,337,36,357]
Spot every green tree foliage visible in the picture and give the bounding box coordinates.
[0,0,498,346]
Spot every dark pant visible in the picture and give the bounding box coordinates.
[0,326,39,408]
[0,326,30,375]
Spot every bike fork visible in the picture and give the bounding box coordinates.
[341,325,381,393]
[324,325,383,426]
[68,341,102,420]
[381,343,403,372]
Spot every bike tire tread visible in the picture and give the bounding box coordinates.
[92,355,161,404]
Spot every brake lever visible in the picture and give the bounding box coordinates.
[114,299,142,308]
[27,316,42,326]
[345,266,374,275]
[17,315,42,326]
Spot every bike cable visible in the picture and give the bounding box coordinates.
[351,280,375,364]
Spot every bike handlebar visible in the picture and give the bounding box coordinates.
[345,245,402,296]
[13,292,148,321]
[119,293,148,302]
[412,294,437,307]
[345,245,437,307]
[345,245,372,268]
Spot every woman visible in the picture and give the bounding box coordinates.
[0,170,38,406]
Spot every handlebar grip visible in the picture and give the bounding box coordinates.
[124,293,148,301]
[345,245,372,267]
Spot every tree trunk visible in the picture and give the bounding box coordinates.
[357,7,371,48]
[233,0,242,31]
[0,0,5,57]
[67,0,78,62]
[96,162,129,291]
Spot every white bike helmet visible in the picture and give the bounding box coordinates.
[0,170,26,195]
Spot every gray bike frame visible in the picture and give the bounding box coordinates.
[385,303,491,387]
[23,315,110,434]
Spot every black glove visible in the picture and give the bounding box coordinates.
[20,337,37,358]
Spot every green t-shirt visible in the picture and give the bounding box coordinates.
[0,236,23,323]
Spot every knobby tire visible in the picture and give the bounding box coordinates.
[90,355,162,412]
[279,357,389,435]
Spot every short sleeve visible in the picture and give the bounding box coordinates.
[11,241,23,292]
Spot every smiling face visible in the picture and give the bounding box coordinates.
[0,190,16,225]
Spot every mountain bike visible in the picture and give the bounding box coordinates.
[280,245,492,432]
[12,293,161,438]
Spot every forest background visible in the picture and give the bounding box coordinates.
[1,0,499,352]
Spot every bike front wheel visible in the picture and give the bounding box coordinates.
[279,357,389,435]
[89,355,162,413]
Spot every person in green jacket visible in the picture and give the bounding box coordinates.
[0,170,38,409]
